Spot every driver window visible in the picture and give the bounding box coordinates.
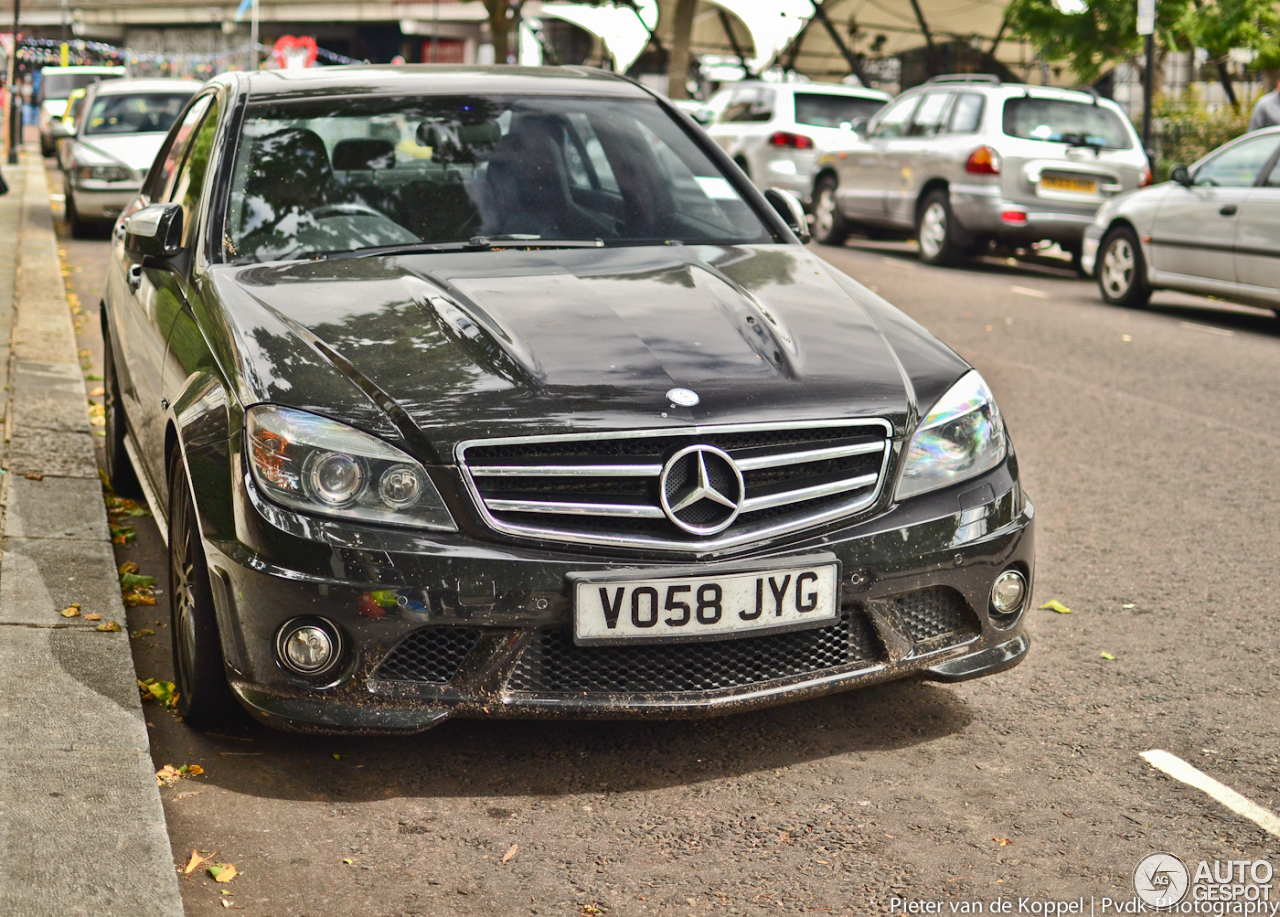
[870,95,920,140]
[1194,135,1280,188]
[168,99,221,249]
[149,95,213,203]
[908,92,952,137]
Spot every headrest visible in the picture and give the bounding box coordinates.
[332,138,396,171]
[416,119,502,163]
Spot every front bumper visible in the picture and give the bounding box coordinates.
[1080,224,1105,277]
[69,182,140,220]
[205,459,1034,734]
[950,183,1099,245]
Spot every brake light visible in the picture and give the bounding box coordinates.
[1000,210,1028,225]
[1139,164,1152,187]
[965,146,1001,175]
[768,131,814,150]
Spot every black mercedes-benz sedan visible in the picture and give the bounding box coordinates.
[102,65,1034,733]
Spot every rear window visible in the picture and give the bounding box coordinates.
[1002,98,1132,150]
[40,71,125,101]
[793,93,884,129]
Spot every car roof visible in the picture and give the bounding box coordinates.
[90,78,203,96]
[40,65,126,75]
[721,79,890,99]
[233,65,652,102]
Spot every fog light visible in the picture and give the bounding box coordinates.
[276,619,343,676]
[991,570,1027,615]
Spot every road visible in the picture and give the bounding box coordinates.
[55,168,1280,916]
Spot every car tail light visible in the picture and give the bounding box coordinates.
[768,131,814,150]
[1000,210,1027,225]
[965,146,1001,175]
[1139,164,1152,187]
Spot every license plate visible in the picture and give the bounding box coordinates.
[572,557,839,645]
[1041,175,1097,194]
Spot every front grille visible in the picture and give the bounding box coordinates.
[890,587,978,644]
[460,421,891,550]
[374,628,481,684]
[507,610,880,695]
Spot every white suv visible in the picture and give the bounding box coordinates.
[810,75,1152,269]
[704,81,890,206]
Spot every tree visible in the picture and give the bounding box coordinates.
[1179,0,1280,108]
[1006,0,1191,87]
[482,0,514,64]
[666,0,697,99]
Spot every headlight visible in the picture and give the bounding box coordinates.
[246,405,456,531]
[75,165,133,183]
[895,371,1007,501]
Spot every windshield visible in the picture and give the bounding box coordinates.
[1002,97,1133,149]
[224,94,772,264]
[85,93,194,136]
[793,93,884,129]
[41,71,124,101]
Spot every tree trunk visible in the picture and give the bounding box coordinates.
[666,0,697,99]
[1216,60,1239,109]
[486,0,510,64]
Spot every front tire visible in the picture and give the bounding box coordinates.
[916,190,965,266]
[1097,226,1152,308]
[66,186,92,239]
[169,448,238,729]
[811,176,849,246]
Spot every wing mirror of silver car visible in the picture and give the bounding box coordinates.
[50,120,74,140]
[124,203,184,259]
[764,188,812,245]
[1170,164,1193,187]
[845,116,869,136]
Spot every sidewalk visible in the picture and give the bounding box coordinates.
[0,149,183,916]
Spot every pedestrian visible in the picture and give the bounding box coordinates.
[1249,71,1280,131]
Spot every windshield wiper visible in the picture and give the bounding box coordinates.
[1058,132,1108,150]
[346,236,605,259]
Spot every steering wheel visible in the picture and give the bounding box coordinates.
[307,202,385,220]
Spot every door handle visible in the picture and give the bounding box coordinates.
[1220,204,1238,216]
[127,263,143,292]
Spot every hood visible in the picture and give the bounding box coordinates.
[72,132,168,173]
[212,245,969,462]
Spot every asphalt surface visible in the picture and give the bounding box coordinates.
[55,166,1280,916]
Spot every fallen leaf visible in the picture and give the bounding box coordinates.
[89,387,105,397]
[332,753,341,760]
[993,837,1012,846]
[502,844,519,864]
[1039,600,1072,614]
[83,613,101,621]
[24,473,42,481]
[156,765,181,786]
[184,850,215,875]
[220,901,243,910]
[96,620,122,632]
[131,629,156,638]
[1100,651,1116,661]
[1122,603,1136,609]
[342,858,354,865]
[60,605,81,618]
[208,864,238,883]
[120,572,156,589]
[139,679,178,707]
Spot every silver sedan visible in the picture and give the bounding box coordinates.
[1084,126,1280,313]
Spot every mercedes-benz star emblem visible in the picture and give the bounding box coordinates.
[666,388,700,407]
[659,445,744,536]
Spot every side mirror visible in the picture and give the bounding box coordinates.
[124,203,184,259]
[848,117,869,136]
[1170,164,1192,187]
[764,188,811,245]
[51,120,74,140]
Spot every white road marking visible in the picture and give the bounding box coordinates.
[1179,321,1233,336]
[1141,749,1280,836]
[881,258,917,270]
[1011,286,1050,299]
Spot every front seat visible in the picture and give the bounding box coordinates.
[237,127,334,258]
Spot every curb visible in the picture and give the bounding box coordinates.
[0,149,185,916]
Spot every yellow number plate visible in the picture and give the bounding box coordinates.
[1041,175,1097,194]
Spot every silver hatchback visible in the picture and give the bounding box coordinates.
[811,75,1151,269]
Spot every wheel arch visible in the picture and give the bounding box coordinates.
[914,178,950,224]
[1100,217,1154,282]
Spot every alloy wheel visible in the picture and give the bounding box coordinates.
[919,201,948,260]
[815,187,836,238]
[1101,238,1134,298]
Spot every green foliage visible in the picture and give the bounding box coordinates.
[1179,0,1280,72]
[1006,0,1191,84]
[1154,86,1256,178]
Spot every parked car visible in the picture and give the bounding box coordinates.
[57,78,201,236]
[54,87,88,172]
[37,64,126,157]
[810,74,1151,269]
[103,66,1033,733]
[1083,126,1280,313]
[704,81,891,205]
